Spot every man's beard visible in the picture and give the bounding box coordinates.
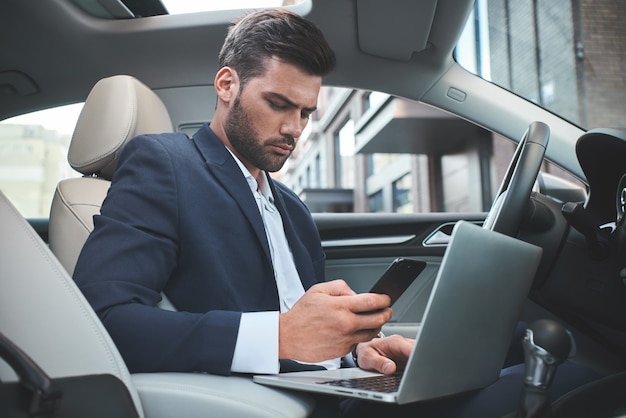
[224,97,295,173]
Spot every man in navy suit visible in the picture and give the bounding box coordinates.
[74,7,409,386]
[74,8,598,418]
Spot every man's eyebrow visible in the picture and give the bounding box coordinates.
[264,92,317,113]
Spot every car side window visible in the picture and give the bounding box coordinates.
[0,104,82,218]
[276,87,585,214]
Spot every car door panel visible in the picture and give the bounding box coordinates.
[314,212,486,337]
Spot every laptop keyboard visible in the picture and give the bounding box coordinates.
[318,374,402,393]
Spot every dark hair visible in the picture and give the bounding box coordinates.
[218,9,336,87]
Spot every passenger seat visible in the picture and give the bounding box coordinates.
[49,74,173,277]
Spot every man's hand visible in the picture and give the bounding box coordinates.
[278,279,392,363]
[353,334,414,375]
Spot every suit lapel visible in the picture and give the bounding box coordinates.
[192,124,316,291]
[191,125,272,263]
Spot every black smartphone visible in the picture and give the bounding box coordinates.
[369,258,426,305]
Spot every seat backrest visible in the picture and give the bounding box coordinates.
[49,75,173,276]
[0,189,144,416]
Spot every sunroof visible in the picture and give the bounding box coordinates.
[162,0,284,15]
[71,0,301,19]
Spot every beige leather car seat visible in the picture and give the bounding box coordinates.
[0,188,145,416]
[49,74,173,277]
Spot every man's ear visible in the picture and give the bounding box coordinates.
[214,66,239,103]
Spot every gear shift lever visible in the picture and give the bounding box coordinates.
[523,319,574,389]
[518,319,574,418]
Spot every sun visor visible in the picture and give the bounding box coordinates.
[356,0,437,60]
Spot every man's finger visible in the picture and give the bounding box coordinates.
[345,292,391,314]
[357,343,397,375]
[310,279,356,296]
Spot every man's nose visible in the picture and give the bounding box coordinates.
[280,113,305,138]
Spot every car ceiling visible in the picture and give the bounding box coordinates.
[0,0,474,120]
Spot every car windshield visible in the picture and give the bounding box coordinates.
[455,1,625,131]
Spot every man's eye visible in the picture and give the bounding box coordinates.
[301,112,311,120]
[269,101,287,110]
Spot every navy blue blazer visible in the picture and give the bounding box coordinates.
[73,124,326,375]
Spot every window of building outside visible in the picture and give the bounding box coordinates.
[335,119,355,188]
[392,173,413,213]
[305,165,311,188]
[0,104,82,218]
[368,189,384,213]
[368,153,401,176]
[314,154,321,188]
[365,91,388,111]
[441,154,472,212]
[364,92,402,177]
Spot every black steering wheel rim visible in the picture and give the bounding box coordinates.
[483,121,550,236]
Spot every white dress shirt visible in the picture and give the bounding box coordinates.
[227,149,340,373]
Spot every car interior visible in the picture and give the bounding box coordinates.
[1,0,626,416]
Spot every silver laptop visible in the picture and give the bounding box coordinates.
[254,220,543,404]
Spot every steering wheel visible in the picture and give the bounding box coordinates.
[482,121,550,236]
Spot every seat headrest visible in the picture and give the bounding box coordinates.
[68,75,173,179]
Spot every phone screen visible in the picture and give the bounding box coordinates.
[369,258,426,305]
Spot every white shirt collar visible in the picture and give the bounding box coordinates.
[225,146,274,202]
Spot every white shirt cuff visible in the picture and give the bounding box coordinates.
[231,311,280,374]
